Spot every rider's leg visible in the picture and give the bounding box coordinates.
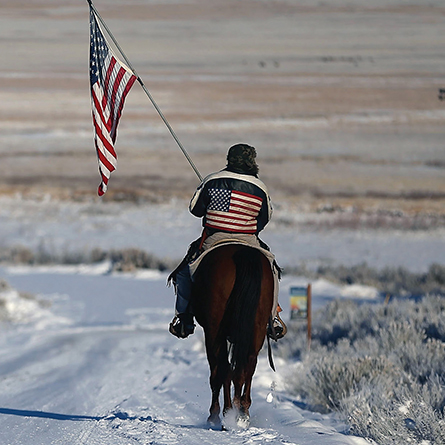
[174,265,193,315]
[170,265,195,338]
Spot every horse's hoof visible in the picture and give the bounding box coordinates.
[236,413,250,429]
[207,415,221,429]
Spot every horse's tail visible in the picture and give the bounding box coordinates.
[227,246,263,372]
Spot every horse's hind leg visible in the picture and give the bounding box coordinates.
[232,371,245,418]
[222,367,233,416]
[207,355,222,425]
[240,355,258,419]
[206,344,230,426]
[232,354,257,427]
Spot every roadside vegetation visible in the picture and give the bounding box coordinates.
[0,245,176,273]
[279,296,445,444]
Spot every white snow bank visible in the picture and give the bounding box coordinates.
[0,280,71,329]
[312,279,380,300]
[5,261,113,276]
[5,262,166,281]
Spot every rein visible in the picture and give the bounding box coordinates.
[267,315,276,372]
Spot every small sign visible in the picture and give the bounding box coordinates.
[290,286,308,320]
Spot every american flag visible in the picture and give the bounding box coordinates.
[89,8,137,196]
[205,188,263,233]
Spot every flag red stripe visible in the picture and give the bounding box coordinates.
[231,195,262,207]
[109,67,127,142]
[207,210,256,223]
[206,222,256,232]
[227,209,260,218]
[231,190,262,200]
[97,150,115,174]
[111,74,137,142]
[103,57,117,112]
[95,139,116,173]
[231,198,262,208]
[92,114,117,159]
[230,203,261,215]
[206,216,257,228]
[110,67,125,117]
[206,223,257,232]
[99,169,109,185]
[205,223,257,233]
[93,134,116,170]
[91,88,108,129]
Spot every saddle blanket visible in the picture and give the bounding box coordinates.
[189,232,280,317]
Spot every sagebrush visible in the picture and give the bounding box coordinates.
[281,296,445,444]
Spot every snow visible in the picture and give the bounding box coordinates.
[0,264,373,445]
[0,283,71,329]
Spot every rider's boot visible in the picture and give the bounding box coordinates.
[267,312,287,340]
[169,313,195,339]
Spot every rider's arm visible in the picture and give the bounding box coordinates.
[189,182,209,218]
[256,193,273,232]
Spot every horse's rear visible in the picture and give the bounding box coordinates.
[192,244,274,427]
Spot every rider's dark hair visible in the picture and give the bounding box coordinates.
[226,143,259,176]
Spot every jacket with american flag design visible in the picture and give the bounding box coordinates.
[189,169,273,235]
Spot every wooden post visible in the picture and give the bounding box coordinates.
[307,283,312,351]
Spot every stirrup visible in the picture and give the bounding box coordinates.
[267,314,287,341]
[169,314,195,339]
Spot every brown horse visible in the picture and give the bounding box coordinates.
[191,244,274,427]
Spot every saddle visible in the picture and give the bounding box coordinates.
[168,232,282,288]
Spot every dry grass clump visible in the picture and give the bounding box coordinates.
[0,245,177,273]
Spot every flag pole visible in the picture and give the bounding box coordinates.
[86,0,203,182]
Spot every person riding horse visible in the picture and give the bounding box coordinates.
[169,143,286,340]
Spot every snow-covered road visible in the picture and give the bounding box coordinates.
[0,266,370,445]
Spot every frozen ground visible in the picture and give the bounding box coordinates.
[0,265,374,445]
